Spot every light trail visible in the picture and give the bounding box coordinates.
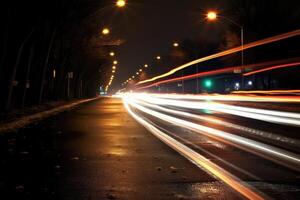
[124,96,300,171]
[161,126,262,181]
[132,99,300,147]
[137,29,300,85]
[134,94,300,126]
[149,93,300,103]
[136,66,238,90]
[243,61,300,76]
[123,100,266,200]
[232,90,300,95]
[137,59,300,90]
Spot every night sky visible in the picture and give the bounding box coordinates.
[106,0,227,89]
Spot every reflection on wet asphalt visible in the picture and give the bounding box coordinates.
[0,98,243,200]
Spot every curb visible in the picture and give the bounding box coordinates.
[0,98,99,134]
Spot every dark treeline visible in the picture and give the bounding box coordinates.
[0,0,115,111]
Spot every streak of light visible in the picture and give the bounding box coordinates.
[132,99,300,147]
[148,93,300,103]
[124,96,300,171]
[243,61,300,76]
[137,29,300,85]
[160,126,261,180]
[137,66,240,90]
[137,58,300,90]
[123,100,266,200]
[232,90,300,95]
[134,94,300,126]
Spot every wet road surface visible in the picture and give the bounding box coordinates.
[0,98,244,200]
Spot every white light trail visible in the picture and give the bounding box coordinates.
[124,96,300,171]
[150,93,300,103]
[123,101,266,200]
[132,98,300,146]
[133,94,300,127]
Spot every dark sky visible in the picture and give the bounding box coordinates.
[106,0,227,89]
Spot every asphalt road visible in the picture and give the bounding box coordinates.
[0,98,246,200]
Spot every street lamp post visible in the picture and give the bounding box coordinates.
[172,42,185,93]
[206,11,244,87]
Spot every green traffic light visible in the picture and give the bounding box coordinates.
[204,80,212,88]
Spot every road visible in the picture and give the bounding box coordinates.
[0,98,243,200]
[0,96,299,199]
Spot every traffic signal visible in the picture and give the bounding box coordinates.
[204,79,212,88]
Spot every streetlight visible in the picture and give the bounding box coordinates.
[144,64,148,68]
[110,52,115,56]
[112,66,116,70]
[235,82,240,90]
[156,56,161,60]
[102,28,110,35]
[116,0,126,8]
[113,60,118,65]
[206,10,244,87]
[206,11,217,21]
[139,69,142,72]
[173,42,179,47]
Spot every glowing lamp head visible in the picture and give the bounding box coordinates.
[173,42,179,47]
[102,28,110,35]
[206,11,217,21]
[116,0,126,7]
[156,56,161,60]
[110,52,115,56]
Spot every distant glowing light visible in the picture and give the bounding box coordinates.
[102,28,110,35]
[235,82,240,90]
[156,56,161,60]
[206,11,218,20]
[248,81,253,86]
[113,60,118,65]
[173,42,179,47]
[116,0,126,7]
[204,80,212,88]
[144,64,149,68]
[110,52,115,56]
